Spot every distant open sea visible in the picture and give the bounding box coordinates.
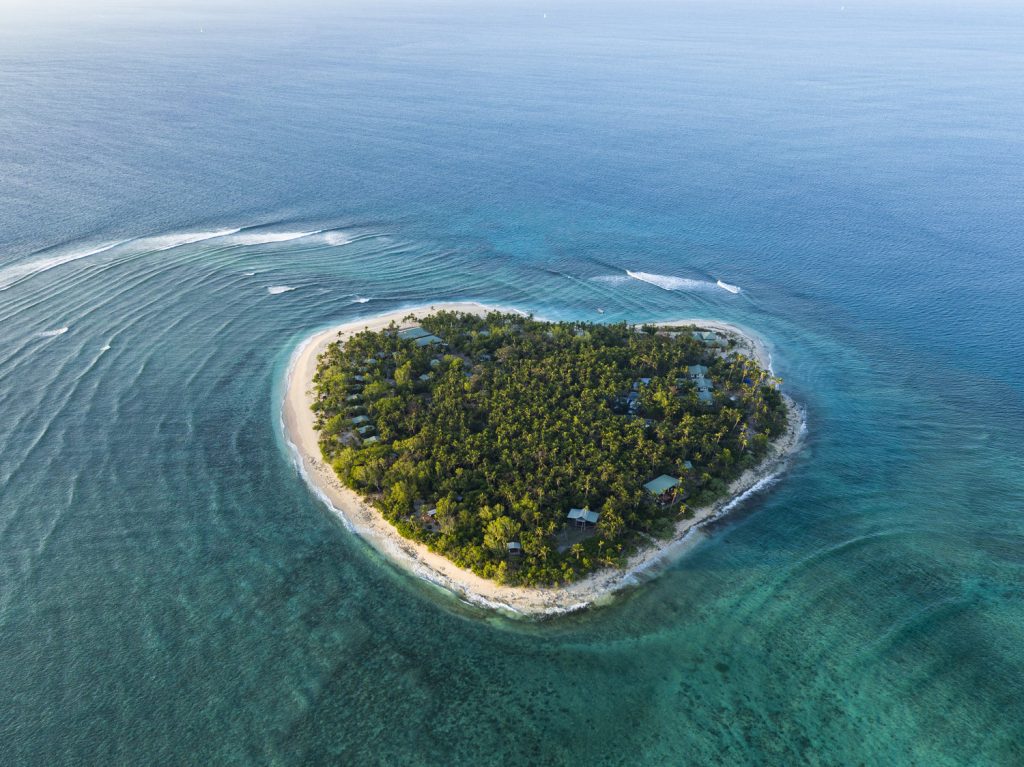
[1,1,1022,764]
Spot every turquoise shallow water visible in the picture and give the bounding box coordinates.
[2,2,1024,764]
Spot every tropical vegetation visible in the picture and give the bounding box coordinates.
[312,311,787,585]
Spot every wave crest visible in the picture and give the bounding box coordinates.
[0,242,124,291]
[626,270,719,291]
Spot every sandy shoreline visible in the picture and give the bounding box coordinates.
[281,302,806,617]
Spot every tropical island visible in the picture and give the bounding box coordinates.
[283,303,802,614]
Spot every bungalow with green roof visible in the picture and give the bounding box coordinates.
[398,326,431,341]
[687,364,708,379]
[351,415,370,426]
[567,507,600,528]
[693,331,725,347]
[644,474,681,505]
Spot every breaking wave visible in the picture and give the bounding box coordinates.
[0,242,124,291]
[145,228,243,251]
[323,231,352,247]
[1,226,356,292]
[716,279,742,294]
[267,286,296,295]
[625,270,718,291]
[232,230,321,246]
[38,326,69,337]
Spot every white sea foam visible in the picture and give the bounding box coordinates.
[590,274,632,285]
[144,228,242,251]
[716,279,742,294]
[322,231,353,247]
[352,296,371,304]
[38,326,69,337]
[100,344,111,351]
[267,285,296,295]
[0,242,124,291]
[625,270,718,291]
[232,230,321,246]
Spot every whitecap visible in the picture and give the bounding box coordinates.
[231,230,321,246]
[323,231,353,247]
[0,242,124,291]
[100,344,111,351]
[625,270,718,291]
[38,326,69,337]
[352,296,371,304]
[143,228,242,251]
[267,285,296,295]
[716,279,742,294]
[590,274,632,285]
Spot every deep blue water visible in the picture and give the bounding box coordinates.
[2,2,1023,764]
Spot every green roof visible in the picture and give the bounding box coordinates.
[643,475,680,494]
[414,334,442,347]
[567,508,600,524]
[398,326,431,341]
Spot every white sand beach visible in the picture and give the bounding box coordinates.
[282,302,805,617]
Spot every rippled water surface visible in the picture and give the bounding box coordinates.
[2,2,1023,764]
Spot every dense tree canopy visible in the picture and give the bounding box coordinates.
[312,311,787,585]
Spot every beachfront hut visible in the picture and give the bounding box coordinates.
[687,364,708,379]
[698,390,713,404]
[398,326,431,341]
[693,331,726,347]
[351,415,370,426]
[567,508,600,528]
[507,541,522,556]
[362,435,379,445]
[695,377,714,392]
[414,334,443,347]
[644,475,680,504]
[356,425,375,435]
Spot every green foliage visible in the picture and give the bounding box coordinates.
[312,312,787,585]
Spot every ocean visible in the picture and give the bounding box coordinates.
[1,1,1023,764]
